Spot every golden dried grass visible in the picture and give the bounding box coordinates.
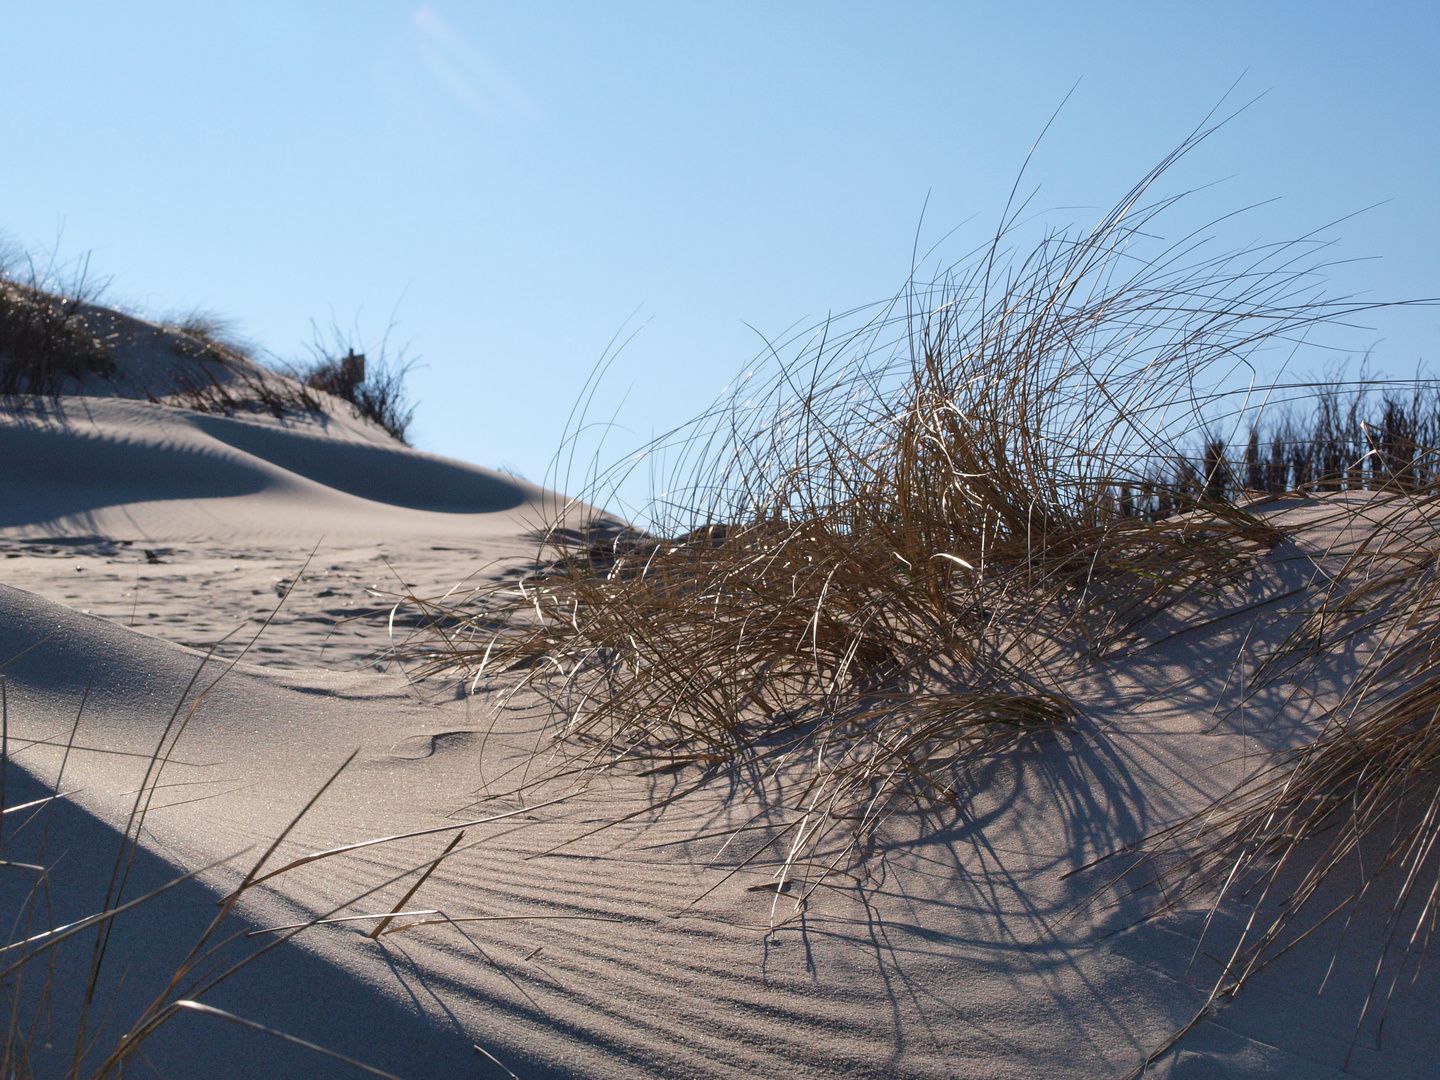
[398,125,1401,914]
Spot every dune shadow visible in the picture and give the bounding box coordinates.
[188,414,528,514]
[0,418,271,527]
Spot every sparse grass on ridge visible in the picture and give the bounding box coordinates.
[1130,372,1440,513]
[162,313,418,444]
[162,311,327,420]
[0,254,419,442]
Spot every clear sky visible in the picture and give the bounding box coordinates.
[2,3,1436,492]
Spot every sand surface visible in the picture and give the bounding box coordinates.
[2,383,1436,1077]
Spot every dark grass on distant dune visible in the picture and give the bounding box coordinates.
[0,249,114,398]
[1129,375,1440,517]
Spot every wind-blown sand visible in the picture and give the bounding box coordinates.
[2,333,1436,1077]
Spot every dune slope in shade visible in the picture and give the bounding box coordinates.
[186,412,526,514]
[0,398,544,540]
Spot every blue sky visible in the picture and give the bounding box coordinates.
[2,3,1436,491]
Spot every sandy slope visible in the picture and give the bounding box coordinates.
[0,394,555,669]
[1,389,1437,1078]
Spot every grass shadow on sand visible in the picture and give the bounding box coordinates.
[0,727,597,1080]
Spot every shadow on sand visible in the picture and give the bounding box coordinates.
[189,414,528,514]
[0,764,584,1080]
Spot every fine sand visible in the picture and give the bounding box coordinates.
[2,341,1436,1077]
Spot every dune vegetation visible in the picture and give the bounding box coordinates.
[384,129,1440,1067]
[162,315,417,444]
[0,256,414,445]
[0,250,114,397]
[291,323,417,445]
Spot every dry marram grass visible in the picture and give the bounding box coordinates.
[400,130,1399,898]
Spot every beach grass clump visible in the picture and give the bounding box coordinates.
[401,129,1383,896]
[291,322,416,444]
[0,252,114,397]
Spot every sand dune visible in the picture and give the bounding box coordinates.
[0,397,545,540]
[2,356,1437,1076]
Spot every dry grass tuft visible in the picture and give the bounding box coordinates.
[289,321,417,444]
[0,250,114,397]
[384,125,1440,1067]
[398,127,1402,908]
